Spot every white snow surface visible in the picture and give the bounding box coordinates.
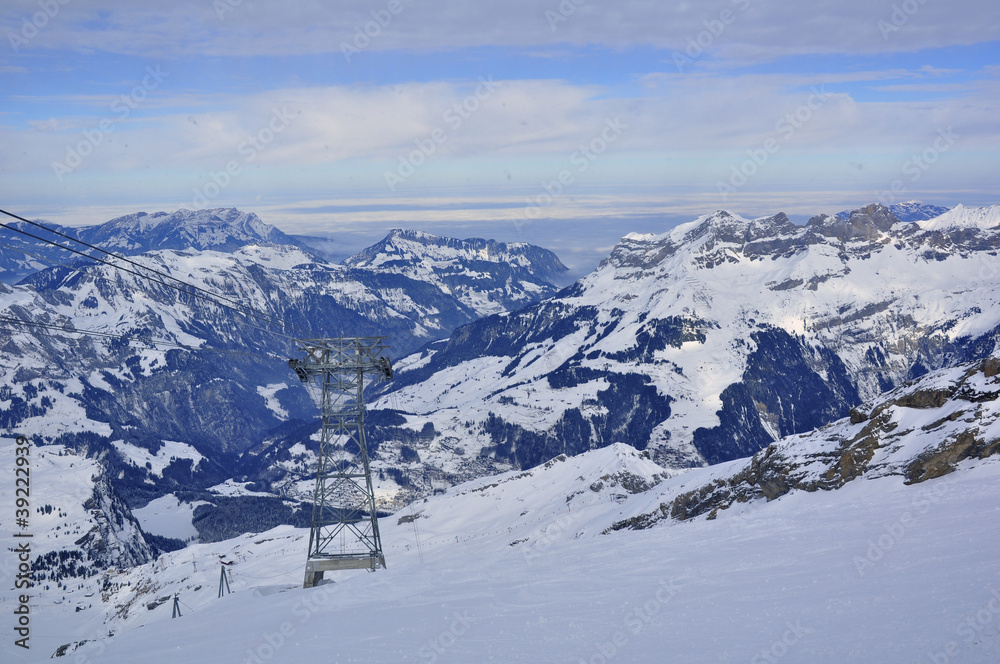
[256,383,289,420]
[111,440,205,477]
[131,494,204,541]
[4,434,999,663]
[917,203,1000,231]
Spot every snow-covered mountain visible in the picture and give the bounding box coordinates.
[613,353,1000,529]
[361,203,1000,488]
[837,200,950,222]
[0,439,152,598]
[71,208,301,253]
[8,200,1000,577]
[916,203,1000,232]
[0,208,567,541]
[344,229,568,316]
[6,354,998,661]
[0,208,308,283]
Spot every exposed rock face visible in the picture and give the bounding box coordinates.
[77,473,154,569]
[610,355,1000,530]
[808,203,898,241]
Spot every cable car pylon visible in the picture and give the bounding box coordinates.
[289,337,393,588]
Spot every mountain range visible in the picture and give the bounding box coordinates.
[352,202,1000,492]
[0,207,566,543]
[4,199,1000,659]
[4,200,999,542]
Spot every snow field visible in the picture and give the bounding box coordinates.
[5,441,998,663]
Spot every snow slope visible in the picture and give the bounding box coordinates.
[6,356,1000,662]
[8,450,997,663]
[917,203,1000,231]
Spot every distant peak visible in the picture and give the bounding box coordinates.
[847,203,893,219]
[76,207,292,254]
[344,229,567,278]
[917,204,1000,232]
[808,203,898,241]
[835,201,950,223]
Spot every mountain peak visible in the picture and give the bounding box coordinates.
[669,209,745,242]
[384,228,434,242]
[346,229,565,275]
[916,204,1000,232]
[835,201,951,223]
[808,203,899,241]
[343,228,568,317]
[82,207,295,253]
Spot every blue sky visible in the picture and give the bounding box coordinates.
[1,0,997,272]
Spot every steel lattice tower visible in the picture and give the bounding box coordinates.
[289,337,393,588]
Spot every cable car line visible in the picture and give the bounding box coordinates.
[0,207,314,345]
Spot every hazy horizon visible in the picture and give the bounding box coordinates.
[2,0,997,274]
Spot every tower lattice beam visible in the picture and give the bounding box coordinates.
[289,337,393,588]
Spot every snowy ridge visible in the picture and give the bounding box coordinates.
[371,203,1000,486]
[837,200,950,222]
[78,208,297,252]
[343,228,568,317]
[917,203,1000,231]
[0,208,308,283]
[610,354,1000,530]
[344,228,563,273]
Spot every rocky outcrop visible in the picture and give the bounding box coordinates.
[611,355,1000,530]
[76,473,154,569]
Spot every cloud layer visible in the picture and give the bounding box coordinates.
[2,0,997,58]
[0,0,996,240]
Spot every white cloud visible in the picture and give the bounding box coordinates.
[12,69,1000,158]
[1,70,996,201]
